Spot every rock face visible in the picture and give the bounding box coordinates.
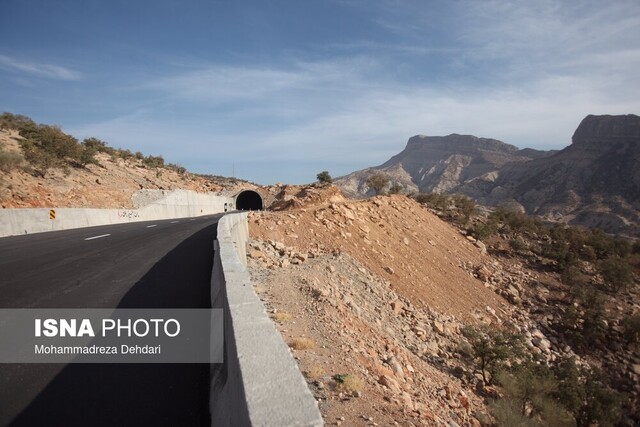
[462,114,640,235]
[336,114,640,235]
[336,134,547,197]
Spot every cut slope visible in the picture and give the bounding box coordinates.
[250,194,508,322]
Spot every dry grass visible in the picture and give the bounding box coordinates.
[289,337,315,350]
[272,312,292,323]
[304,365,325,380]
[336,374,364,394]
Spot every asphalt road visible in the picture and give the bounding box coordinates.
[0,214,222,426]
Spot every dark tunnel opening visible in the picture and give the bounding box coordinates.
[235,190,263,211]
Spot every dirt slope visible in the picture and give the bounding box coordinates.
[250,193,508,323]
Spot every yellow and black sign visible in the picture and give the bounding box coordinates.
[49,209,56,220]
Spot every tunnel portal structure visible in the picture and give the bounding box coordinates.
[235,190,263,211]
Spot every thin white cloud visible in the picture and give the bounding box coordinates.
[68,1,640,184]
[0,54,82,80]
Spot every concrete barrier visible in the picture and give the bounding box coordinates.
[211,213,323,427]
[0,190,235,238]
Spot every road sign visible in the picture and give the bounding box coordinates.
[49,210,56,220]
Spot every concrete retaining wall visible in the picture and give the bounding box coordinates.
[211,213,323,426]
[0,190,235,238]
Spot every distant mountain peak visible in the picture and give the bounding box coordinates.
[336,114,640,235]
[571,114,640,148]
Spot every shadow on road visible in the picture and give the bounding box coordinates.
[8,224,217,427]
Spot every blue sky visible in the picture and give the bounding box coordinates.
[1,0,639,184]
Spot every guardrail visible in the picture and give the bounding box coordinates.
[211,212,323,426]
[0,190,234,238]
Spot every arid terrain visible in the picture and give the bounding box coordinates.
[248,185,639,426]
[0,127,249,209]
[2,114,639,426]
[337,114,640,237]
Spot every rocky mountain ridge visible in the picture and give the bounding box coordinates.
[336,114,640,236]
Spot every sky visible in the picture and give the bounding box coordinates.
[1,0,639,184]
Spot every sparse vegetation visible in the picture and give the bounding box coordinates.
[143,155,165,169]
[388,182,404,194]
[599,256,633,292]
[0,112,189,178]
[461,325,525,385]
[366,173,389,195]
[414,192,476,225]
[0,148,23,173]
[621,314,640,344]
[289,337,315,350]
[491,363,574,427]
[272,312,292,323]
[333,373,363,394]
[304,365,325,380]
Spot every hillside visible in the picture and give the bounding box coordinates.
[335,114,639,236]
[0,114,249,209]
[247,185,639,426]
[335,134,552,197]
[461,114,640,235]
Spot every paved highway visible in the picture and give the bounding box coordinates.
[0,214,222,426]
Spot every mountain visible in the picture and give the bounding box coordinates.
[461,114,640,234]
[336,114,640,235]
[336,134,554,197]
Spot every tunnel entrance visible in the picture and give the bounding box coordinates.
[235,190,263,211]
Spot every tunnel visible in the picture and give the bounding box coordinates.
[235,190,263,211]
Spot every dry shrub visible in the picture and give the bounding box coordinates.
[335,374,364,394]
[289,337,315,350]
[304,365,325,380]
[273,312,292,323]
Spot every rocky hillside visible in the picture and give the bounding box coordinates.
[462,114,640,236]
[336,114,639,236]
[0,114,249,208]
[335,134,553,197]
[247,186,639,426]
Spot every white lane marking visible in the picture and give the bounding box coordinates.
[146,225,157,228]
[84,234,111,241]
[170,221,179,224]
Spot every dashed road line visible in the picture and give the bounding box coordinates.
[146,225,157,228]
[84,234,111,241]
[170,221,180,224]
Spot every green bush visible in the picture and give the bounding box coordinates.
[143,155,165,168]
[492,363,574,427]
[316,170,332,185]
[509,238,528,252]
[167,163,186,175]
[415,192,448,210]
[388,182,404,194]
[560,263,590,288]
[599,256,633,292]
[0,112,35,130]
[469,221,498,240]
[451,194,475,224]
[621,314,640,344]
[82,137,113,155]
[461,325,524,385]
[366,173,389,195]
[490,207,543,234]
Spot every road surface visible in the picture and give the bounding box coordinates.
[0,214,222,426]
